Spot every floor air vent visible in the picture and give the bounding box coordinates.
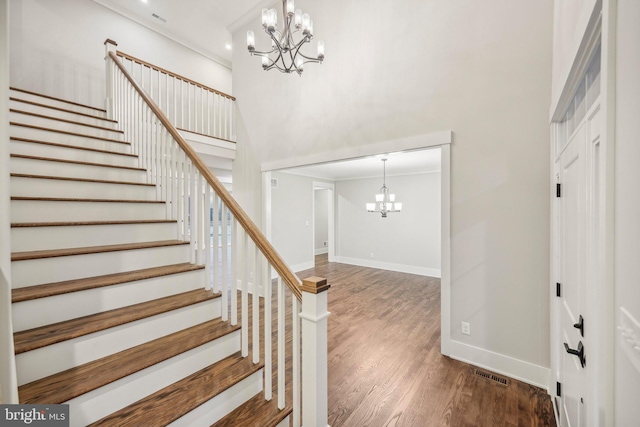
[473,368,510,386]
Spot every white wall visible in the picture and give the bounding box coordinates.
[335,172,441,277]
[314,189,329,254]
[232,0,553,384]
[10,0,231,109]
[0,0,17,404]
[271,172,316,272]
[614,0,640,423]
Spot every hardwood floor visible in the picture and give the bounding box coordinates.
[296,254,556,427]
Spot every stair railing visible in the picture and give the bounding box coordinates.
[104,40,329,427]
[105,40,235,142]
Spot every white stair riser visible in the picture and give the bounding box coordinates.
[169,369,263,427]
[10,111,124,141]
[11,200,167,223]
[275,416,290,427]
[10,139,138,168]
[12,244,191,288]
[10,90,108,118]
[10,99,119,130]
[11,222,177,252]
[11,177,157,203]
[67,331,241,427]
[15,298,221,385]
[10,157,147,183]
[10,125,130,154]
[12,269,206,331]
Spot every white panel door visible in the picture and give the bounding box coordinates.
[557,122,588,427]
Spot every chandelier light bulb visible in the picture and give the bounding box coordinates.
[294,9,303,28]
[286,0,295,16]
[261,9,268,28]
[317,40,325,59]
[295,56,304,71]
[246,31,255,51]
[262,56,269,68]
[302,13,311,35]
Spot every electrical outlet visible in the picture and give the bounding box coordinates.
[461,322,471,335]
[323,241,327,247]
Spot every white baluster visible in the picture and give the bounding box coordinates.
[231,216,238,326]
[264,259,272,400]
[211,191,219,292]
[277,277,285,410]
[190,166,197,263]
[242,231,249,357]
[221,202,229,321]
[205,184,211,289]
[293,296,301,427]
[253,246,260,364]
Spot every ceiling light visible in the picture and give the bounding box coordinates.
[366,159,402,218]
[225,43,232,50]
[246,0,324,75]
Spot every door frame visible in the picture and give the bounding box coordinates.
[549,1,615,425]
[312,182,335,264]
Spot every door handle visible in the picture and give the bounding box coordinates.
[573,315,584,337]
[564,341,586,368]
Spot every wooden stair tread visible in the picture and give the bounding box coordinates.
[10,173,154,187]
[212,392,293,427]
[14,289,219,354]
[10,98,117,123]
[89,353,263,427]
[11,196,163,204]
[11,137,135,157]
[12,219,173,228]
[10,109,124,133]
[12,240,188,262]
[10,122,128,144]
[10,88,107,113]
[12,263,203,303]
[10,153,142,171]
[19,319,240,404]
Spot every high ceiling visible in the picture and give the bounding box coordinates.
[92,0,272,66]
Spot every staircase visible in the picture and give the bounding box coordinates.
[8,88,292,426]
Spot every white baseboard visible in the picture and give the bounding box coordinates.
[333,256,441,278]
[291,261,315,274]
[314,247,328,255]
[447,339,551,391]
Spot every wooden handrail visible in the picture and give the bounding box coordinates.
[115,50,236,101]
[108,51,301,301]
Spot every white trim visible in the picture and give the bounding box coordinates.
[333,256,441,278]
[90,0,232,69]
[440,144,452,357]
[314,248,328,255]
[313,181,335,263]
[261,131,452,172]
[448,339,551,390]
[0,0,18,404]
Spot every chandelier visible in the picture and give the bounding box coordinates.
[246,0,324,75]
[366,159,402,218]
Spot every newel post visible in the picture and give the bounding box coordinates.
[104,39,117,120]
[300,276,331,427]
